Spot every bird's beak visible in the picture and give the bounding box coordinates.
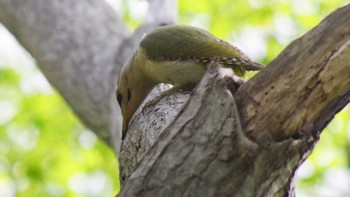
[122,119,128,140]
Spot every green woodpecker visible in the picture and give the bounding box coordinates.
[116,25,264,139]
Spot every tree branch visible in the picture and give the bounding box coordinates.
[119,65,308,196]
[235,4,350,141]
[0,0,178,151]
[119,4,350,195]
[0,0,128,149]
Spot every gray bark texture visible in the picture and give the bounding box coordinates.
[0,0,349,196]
[0,0,177,152]
[119,4,350,196]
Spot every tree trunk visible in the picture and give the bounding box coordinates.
[119,4,350,196]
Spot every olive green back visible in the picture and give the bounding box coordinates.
[140,25,248,61]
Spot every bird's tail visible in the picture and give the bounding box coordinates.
[218,57,264,71]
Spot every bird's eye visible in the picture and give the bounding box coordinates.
[116,90,123,106]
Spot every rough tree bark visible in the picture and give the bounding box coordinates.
[118,4,350,196]
[0,0,349,196]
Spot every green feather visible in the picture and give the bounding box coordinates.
[140,25,264,76]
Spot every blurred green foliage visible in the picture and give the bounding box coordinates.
[1,0,349,196]
[0,67,119,196]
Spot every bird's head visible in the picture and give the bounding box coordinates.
[116,56,155,139]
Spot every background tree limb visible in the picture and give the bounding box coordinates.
[0,0,177,151]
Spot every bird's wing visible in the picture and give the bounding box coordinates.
[140,25,246,60]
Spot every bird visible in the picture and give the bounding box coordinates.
[116,24,264,140]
